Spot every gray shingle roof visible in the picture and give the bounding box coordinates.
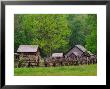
[52,53,63,57]
[75,45,87,52]
[73,52,80,56]
[17,45,38,52]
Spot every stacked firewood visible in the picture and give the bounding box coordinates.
[44,55,97,67]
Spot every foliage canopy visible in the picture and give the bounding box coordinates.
[14,14,97,57]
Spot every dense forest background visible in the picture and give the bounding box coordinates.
[14,14,97,57]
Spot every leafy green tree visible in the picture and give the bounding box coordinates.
[14,14,71,57]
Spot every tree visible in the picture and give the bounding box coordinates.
[14,14,71,57]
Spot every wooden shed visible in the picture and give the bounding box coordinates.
[17,45,40,67]
[65,45,89,58]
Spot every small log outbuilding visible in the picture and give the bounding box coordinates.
[65,45,90,58]
[17,45,40,67]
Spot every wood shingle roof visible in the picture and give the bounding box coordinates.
[17,45,38,52]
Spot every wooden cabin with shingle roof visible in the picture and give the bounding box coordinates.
[17,45,40,67]
[65,45,91,58]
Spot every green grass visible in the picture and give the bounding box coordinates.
[14,64,97,76]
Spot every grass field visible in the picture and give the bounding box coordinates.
[14,64,97,76]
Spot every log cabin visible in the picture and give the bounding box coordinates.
[65,45,91,58]
[17,45,40,67]
[51,53,64,66]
